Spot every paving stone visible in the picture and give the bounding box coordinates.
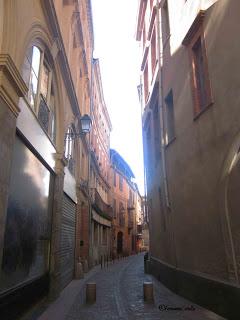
[65,253,226,320]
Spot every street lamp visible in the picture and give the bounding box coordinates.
[64,114,92,140]
[80,114,92,134]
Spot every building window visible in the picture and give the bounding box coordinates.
[191,36,211,114]
[119,202,125,227]
[129,189,132,206]
[113,199,117,218]
[22,45,56,143]
[165,90,175,145]
[182,12,212,117]
[114,171,117,187]
[119,175,123,191]
[65,126,75,175]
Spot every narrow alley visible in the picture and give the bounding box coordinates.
[1,0,240,319]
[35,254,225,320]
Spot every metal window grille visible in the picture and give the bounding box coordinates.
[38,96,50,132]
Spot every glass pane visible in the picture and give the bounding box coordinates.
[40,63,49,99]
[0,136,51,293]
[65,128,71,158]
[28,71,38,108]
[69,136,73,156]
[38,96,50,132]
[24,46,40,108]
[50,105,56,143]
[32,46,41,77]
[65,128,74,159]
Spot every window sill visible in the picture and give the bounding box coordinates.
[193,101,213,121]
[165,136,176,149]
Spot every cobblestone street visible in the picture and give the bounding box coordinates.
[61,253,225,320]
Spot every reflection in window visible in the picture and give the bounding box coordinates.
[40,63,50,99]
[22,46,41,108]
[0,136,51,294]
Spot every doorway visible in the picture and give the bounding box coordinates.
[117,231,123,254]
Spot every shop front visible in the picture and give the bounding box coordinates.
[0,135,53,319]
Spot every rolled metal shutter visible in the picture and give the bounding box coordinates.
[60,193,76,289]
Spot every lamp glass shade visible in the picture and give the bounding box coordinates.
[80,114,92,133]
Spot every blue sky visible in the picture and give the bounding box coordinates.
[91,0,144,194]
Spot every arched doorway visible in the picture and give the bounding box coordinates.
[117,232,123,254]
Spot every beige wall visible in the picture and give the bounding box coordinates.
[163,0,240,280]
[0,0,3,51]
[138,0,240,284]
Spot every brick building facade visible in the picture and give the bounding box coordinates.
[0,0,94,318]
[110,149,138,257]
[89,58,112,265]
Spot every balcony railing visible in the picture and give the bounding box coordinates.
[90,188,113,220]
